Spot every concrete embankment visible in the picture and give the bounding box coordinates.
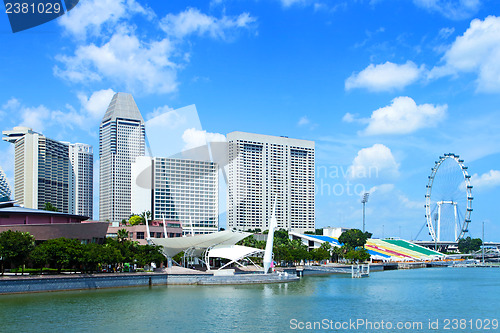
[0,271,299,295]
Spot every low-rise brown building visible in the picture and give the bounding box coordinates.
[107,220,183,245]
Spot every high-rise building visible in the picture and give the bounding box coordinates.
[69,143,93,218]
[0,166,12,202]
[227,131,315,233]
[2,127,93,215]
[99,93,145,223]
[132,156,219,235]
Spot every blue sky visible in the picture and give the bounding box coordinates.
[1,0,500,241]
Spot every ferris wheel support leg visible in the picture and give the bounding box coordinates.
[437,203,441,242]
[454,203,458,241]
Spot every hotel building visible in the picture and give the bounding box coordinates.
[68,143,93,218]
[99,93,145,223]
[227,131,315,233]
[132,156,218,235]
[2,127,93,216]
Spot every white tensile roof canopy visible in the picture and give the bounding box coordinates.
[150,230,252,258]
[206,245,265,270]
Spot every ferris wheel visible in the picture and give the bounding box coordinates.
[425,153,473,242]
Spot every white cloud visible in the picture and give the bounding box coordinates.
[58,0,153,39]
[348,144,399,179]
[438,27,455,39]
[297,116,310,126]
[369,183,395,194]
[56,5,255,96]
[345,61,425,92]
[362,96,447,135]
[429,16,500,92]
[78,89,115,119]
[342,113,356,123]
[160,8,256,40]
[471,170,500,190]
[281,0,307,7]
[19,105,52,132]
[54,31,178,95]
[182,128,226,150]
[413,0,481,20]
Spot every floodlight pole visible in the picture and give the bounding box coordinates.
[361,193,369,233]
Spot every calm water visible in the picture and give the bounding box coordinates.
[1,268,499,332]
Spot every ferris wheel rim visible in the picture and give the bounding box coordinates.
[425,153,473,242]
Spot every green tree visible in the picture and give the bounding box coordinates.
[134,244,164,268]
[338,229,371,250]
[43,202,59,212]
[345,248,370,263]
[129,215,145,226]
[458,237,483,254]
[31,238,82,273]
[117,228,129,243]
[0,230,35,275]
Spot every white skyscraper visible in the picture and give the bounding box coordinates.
[227,131,315,233]
[99,93,145,223]
[131,156,219,235]
[69,143,93,218]
[2,127,93,216]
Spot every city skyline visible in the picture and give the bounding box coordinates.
[1,1,500,240]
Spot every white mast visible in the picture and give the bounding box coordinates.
[163,214,168,238]
[263,197,278,274]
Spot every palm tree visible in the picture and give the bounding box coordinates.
[117,229,129,243]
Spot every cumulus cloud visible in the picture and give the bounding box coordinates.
[182,128,226,150]
[56,5,256,95]
[348,144,399,179]
[413,0,481,20]
[429,16,500,92]
[54,31,178,95]
[160,8,256,40]
[362,96,447,135]
[58,0,153,39]
[345,61,425,92]
[78,89,115,119]
[471,170,500,190]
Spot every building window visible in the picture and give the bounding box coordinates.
[136,232,145,239]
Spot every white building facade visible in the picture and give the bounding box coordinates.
[131,156,219,235]
[227,131,315,233]
[69,143,93,218]
[99,93,146,223]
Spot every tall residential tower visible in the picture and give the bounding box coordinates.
[227,131,315,233]
[99,93,145,223]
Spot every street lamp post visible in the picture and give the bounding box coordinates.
[361,193,369,233]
